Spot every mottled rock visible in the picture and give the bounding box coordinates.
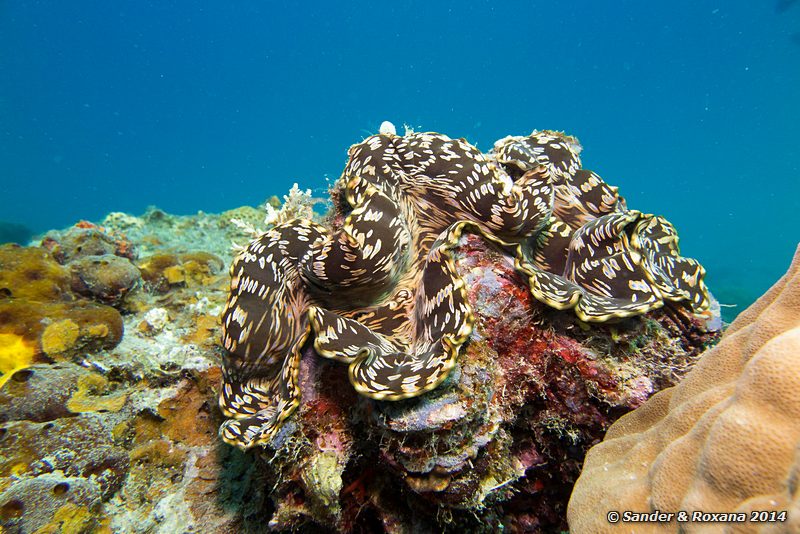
[138,251,224,294]
[41,221,137,263]
[104,367,269,533]
[141,307,170,333]
[0,474,104,533]
[1,415,129,499]
[69,254,141,305]
[0,363,96,423]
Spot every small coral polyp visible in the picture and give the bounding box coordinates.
[219,129,710,449]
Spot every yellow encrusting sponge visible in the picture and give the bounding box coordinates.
[0,333,36,390]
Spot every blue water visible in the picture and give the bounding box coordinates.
[1,1,799,315]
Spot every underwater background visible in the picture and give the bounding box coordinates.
[1,0,799,318]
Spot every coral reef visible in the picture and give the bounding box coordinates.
[0,213,271,533]
[568,245,800,533]
[0,362,268,532]
[219,130,711,449]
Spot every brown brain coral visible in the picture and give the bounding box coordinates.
[219,129,711,450]
[568,245,800,533]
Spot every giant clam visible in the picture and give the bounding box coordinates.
[218,129,709,449]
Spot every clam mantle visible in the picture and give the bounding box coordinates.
[219,129,710,450]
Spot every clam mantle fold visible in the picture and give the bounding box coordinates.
[219,130,710,449]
